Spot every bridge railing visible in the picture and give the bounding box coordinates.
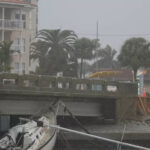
[0,73,137,97]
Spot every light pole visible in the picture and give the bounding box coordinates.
[95,21,99,72]
[2,7,5,41]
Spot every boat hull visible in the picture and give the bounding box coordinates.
[40,131,57,150]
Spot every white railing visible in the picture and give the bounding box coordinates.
[0,19,25,30]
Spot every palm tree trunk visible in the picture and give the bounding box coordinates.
[133,68,137,82]
[80,58,83,78]
[83,60,85,79]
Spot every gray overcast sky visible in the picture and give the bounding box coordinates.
[38,0,150,51]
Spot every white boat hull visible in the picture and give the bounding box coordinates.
[40,131,57,150]
[0,111,57,150]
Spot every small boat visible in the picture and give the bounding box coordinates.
[0,111,56,150]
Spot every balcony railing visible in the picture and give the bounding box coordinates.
[0,19,26,30]
[11,45,25,53]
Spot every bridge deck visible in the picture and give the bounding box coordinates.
[0,73,137,98]
[0,74,137,121]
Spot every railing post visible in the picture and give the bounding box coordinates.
[87,80,92,90]
[102,81,107,93]
[17,75,24,87]
[69,78,75,90]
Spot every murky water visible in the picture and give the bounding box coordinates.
[54,139,150,150]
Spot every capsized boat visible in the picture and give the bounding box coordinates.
[0,111,56,150]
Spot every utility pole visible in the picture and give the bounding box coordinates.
[2,8,5,41]
[96,21,99,72]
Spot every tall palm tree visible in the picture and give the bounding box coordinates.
[75,38,96,78]
[31,29,77,76]
[0,41,13,72]
[99,45,117,68]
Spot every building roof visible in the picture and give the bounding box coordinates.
[0,0,37,7]
[90,69,150,81]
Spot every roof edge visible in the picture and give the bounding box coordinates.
[0,0,37,7]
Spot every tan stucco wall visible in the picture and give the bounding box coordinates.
[0,2,38,74]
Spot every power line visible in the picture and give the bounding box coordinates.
[76,33,150,37]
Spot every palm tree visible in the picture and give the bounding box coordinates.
[75,38,96,78]
[31,40,49,74]
[118,37,150,81]
[31,29,77,76]
[0,41,13,72]
[99,45,117,68]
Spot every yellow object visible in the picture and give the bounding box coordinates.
[89,71,121,78]
[138,70,147,75]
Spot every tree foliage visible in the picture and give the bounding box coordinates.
[0,41,13,72]
[118,37,150,81]
[75,38,96,78]
[30,29,78,77]
[92,45,119,71]
[99,45,117,68]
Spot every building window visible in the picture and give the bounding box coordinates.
[20,38,26,52]
[14,63,26,74]
[15,11,26,29]
[16,38,20,45]
[15,12,26,20]
[22,14,26,28]
[22,63,25,74]
[15,14,20,20]
[22,14,26,20]
[23,22,26,29]
[14,63,19,74]
[11,38,26,53]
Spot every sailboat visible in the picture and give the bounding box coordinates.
[0,111,56,150]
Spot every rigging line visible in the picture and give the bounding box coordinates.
[60,132,74,150]
[58,119,102,149]
[59,101,103,149]
[117,123,127,150]
[59,101,90,134]
[49,124,150,150]
[58,132,64,150]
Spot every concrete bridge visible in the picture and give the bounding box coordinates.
[1,74,150,149]
[0,73,137,122]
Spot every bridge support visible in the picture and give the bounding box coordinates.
[0,115,10,132]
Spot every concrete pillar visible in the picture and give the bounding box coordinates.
[0,115,10,132]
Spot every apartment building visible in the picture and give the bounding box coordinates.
[0,0,38,74]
